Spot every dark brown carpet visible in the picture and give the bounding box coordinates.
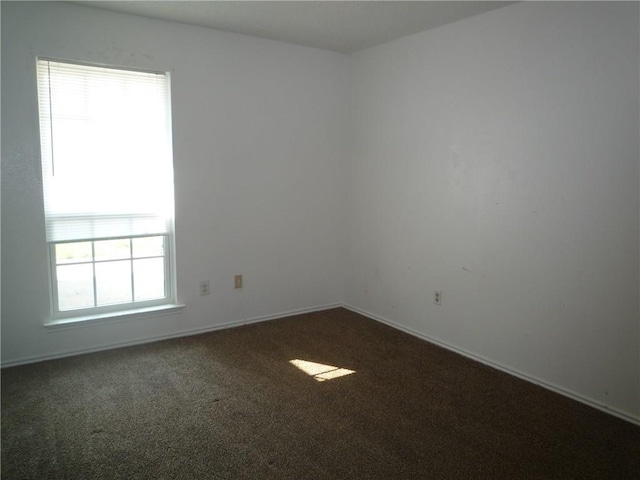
[2,308,639,479]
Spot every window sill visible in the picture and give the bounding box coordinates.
[45,304,186,331]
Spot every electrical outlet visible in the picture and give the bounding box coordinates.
[234,274,243,289]
[200,280,210,296]
[434,290,442,305]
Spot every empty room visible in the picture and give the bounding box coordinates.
[1,1,639,478]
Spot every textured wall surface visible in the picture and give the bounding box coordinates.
[346,1,639,418]
[1,1,349,364]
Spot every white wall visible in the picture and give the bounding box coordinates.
[1,2,349,364]
[2,1,639,421]
[346,1,639,419]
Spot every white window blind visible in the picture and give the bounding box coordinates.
[37,59,175,242]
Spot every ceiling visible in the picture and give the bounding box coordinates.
[72,1,515,53]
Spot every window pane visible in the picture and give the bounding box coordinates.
[133,258,165,301]
[133,236,164,258]
[55,242,92,265]
[39,60,175,318]
[57,264,94,310]
[95,239,131,261]
[96,260,132,306]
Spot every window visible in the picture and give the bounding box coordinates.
[37,58,178,321]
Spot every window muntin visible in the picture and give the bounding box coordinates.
[37,59,176,320]
[51,235,169,314]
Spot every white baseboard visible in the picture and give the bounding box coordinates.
[342,303,640,426]
[4,301,638,426]
[0,303,342,368]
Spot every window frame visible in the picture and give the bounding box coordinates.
[48,234,177,321]
[36,57,181,324]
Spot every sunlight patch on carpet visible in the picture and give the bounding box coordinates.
[289,359,355,382]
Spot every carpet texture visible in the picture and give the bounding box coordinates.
[2,308,639,479]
